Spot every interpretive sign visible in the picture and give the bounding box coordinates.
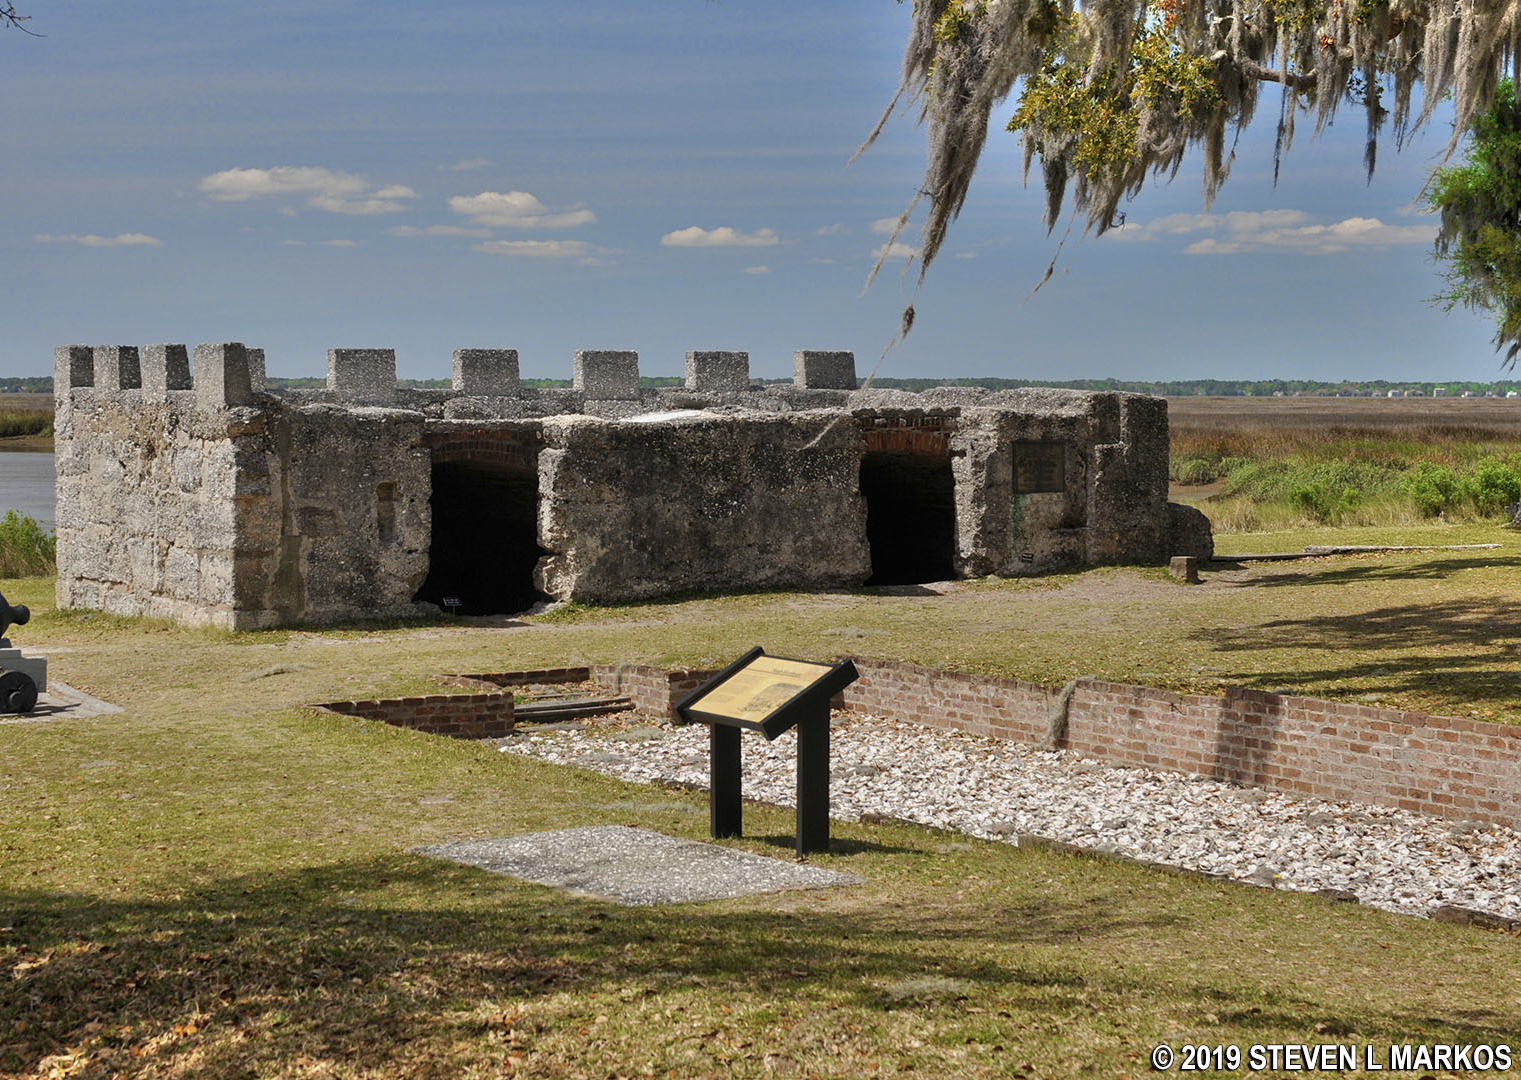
[1013,441,1065,494]
[677,647,859,855]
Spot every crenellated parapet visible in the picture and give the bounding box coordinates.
[54,341,867,418]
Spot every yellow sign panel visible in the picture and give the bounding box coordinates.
[687,655,834,725]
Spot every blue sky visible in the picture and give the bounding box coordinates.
[0,1,1502,382]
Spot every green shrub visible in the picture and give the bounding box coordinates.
[0,510,56,578]
[1406,462,1459,517]
[1459,458,1521,516]
[1287,482,1363,523]
[1287,483,1331,521]
[1170,454,1218,485]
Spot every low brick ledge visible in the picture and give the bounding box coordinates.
[311,692,515,740]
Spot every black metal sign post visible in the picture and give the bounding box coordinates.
[676,647,858,856]
[710,722,742,839]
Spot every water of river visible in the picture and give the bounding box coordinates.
[0,450,56,528]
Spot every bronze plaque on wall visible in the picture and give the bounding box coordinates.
[1013,441,1065,493]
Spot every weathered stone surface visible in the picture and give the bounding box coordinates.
[54,346,94,391]
[194,343,255,409]
[327,348,397,405]
[1168,502,1215,560]
[793,350,856,389]
[1169,555,1200,583]
[93,346,141,391]
[685,351,749,392]
[573,350,640,400]
[452,349,520,396]
[247,348,268,393]
[141,344,192,397]
[535,413,870,602]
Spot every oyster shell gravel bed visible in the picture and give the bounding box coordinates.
[499,711,1521,922]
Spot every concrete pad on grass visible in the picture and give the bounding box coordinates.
[417,825,862,906]
[0,680,124,723]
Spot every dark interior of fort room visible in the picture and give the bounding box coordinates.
[858,449,957,585]
[413,460,546,615]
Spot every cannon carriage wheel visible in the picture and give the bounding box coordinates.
[0,670,38,715]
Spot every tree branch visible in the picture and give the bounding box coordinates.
[1234,56,1319,92]
[1,2,40,36]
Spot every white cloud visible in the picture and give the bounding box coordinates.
[199,166,416,215]
[388,224,493,238]
[870,216,905,235]
[325,239,357,247]
[660,225,779,248]
[36,232,161,247]
[439,158,493,172]
[448,191,596,229]
[471,239,594,257]
[871,241,918,260]
[814,223,843,236]
[743,265,770,275]
[1113,208,1434,255]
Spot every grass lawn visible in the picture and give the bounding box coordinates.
[3,547,1521,1078]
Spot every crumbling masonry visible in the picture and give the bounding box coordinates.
[53,342,1212,628]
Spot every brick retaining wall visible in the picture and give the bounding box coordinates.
[841,658,1521,831]
[313,692,515,739]
[590,664,714,718]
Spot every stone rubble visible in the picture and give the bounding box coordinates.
[499,711,1521,922]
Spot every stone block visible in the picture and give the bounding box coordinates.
[685,351,749,392]
[573,350,640,400]
[193,343,255,409]
[247,348,267,393]
[164,545,199,601]
[0,647,47,694]
[1169,555,1199,584]
[141,344,192,398]
[54,345,93,392]
[327,348,397,405]
[452,349,520,396]
[793,350,856,390]
[93,346,141,391]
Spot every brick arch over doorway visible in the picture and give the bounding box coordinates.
[425,426,544,472]
[417,425,547,615]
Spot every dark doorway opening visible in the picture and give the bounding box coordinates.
[414,460,545,615]
[859,450,956,585]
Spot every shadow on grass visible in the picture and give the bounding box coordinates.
[1188,594,1521,707]
[1243,553,1521,587]
[3,853,1518,1076]
[0,853,1182,1076]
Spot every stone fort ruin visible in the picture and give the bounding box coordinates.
[52,342,1211,629]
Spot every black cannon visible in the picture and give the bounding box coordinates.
[0,588,37,714]
[0,588,28,642]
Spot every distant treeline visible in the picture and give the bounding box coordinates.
[0,377,52,394]
[9,374,1521,397]
[864,377,1521,397]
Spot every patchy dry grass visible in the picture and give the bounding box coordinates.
[3,555,1521,1077]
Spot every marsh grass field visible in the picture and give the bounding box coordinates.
[0,394,52,450]
[1169,396,1521,531]
[4,396,1521,1077]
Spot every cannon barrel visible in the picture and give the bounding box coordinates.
[0,588,29,642]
